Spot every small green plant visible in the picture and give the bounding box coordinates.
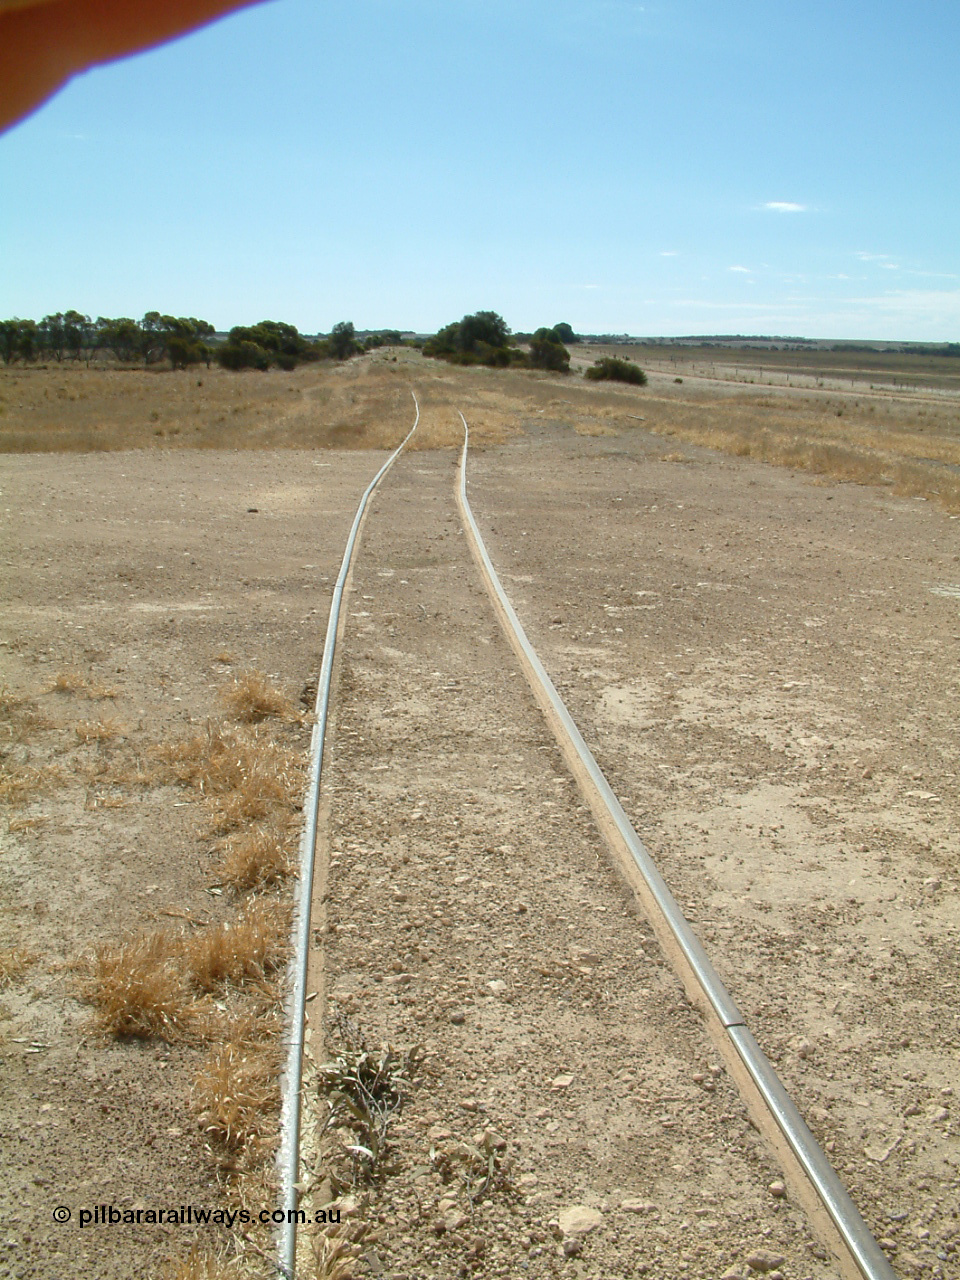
[317,1017,422,1184]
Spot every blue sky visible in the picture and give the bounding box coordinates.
[1,0,958,339]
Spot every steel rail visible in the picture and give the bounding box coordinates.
[455,413,897,1280]
[277,392,420,1279]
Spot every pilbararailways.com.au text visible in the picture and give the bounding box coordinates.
[52,1205,341,1229]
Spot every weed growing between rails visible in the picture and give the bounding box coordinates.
[314,1016,424,1189]
[67,670,307,1273]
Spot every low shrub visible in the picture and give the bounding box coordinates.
[585,356,648,385]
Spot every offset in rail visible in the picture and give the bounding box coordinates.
[455,413,897,1280]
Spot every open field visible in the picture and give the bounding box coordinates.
[1,357,959,1278]
[3,346,960,512]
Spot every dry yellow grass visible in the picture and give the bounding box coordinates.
[1,684,45,736]
[160,1248,245,1280]
[78,931,193,1039]
[74,716,124,743]
[150,721,301,833]
[0,760,63,806]
[4,349,959,507]
[221,671,295,723]
[7,814,48,831]
[309,1228,363,1280]
[47,669,118,699]
[187,899,287,992]
[0,946,34,987]
[216,821,294,893]
[192,1025,282,1150]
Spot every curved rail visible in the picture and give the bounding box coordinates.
[277,392,420,1279]
[455,413,897,1280]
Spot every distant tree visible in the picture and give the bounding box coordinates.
[39,313,67,362]
[218,339,271,371]
[364,330,403,349]
[459,311,510,351]
[0,318,38,364]
[0,320,16,364]
[219,319,309,370]
[164,317,214,368]
[137,314,216,367]
[62,310,94,362]
[328,321,358,361]
[423,311,513,366]
[98,317,143,364]
[140,312,170,365]
[17,318,39,363]
[552,322,580,344]
[528,327,571,373]
[585,356,647,385]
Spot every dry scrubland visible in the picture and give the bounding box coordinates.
[1,345,959,1279]
[2,344,959,510]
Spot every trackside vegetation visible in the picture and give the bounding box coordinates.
[585,356,648,385]
[0,312,399,372]
[423,311,575,374]
[423,310,522,366]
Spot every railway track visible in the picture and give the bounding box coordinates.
[282,407,901,1279]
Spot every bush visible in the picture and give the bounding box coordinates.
[166,335,207,369]
[585,356,647,385]
[328,321,358,361]
[529,327,570,373]
[219,320,308,370]
[423,311,514,366]
[218,340,271,371]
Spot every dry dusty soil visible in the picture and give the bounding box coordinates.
[1,396,959,1280]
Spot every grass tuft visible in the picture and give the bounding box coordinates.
[221,671,295,723]
[152,723,297,797]
[0,947,34,987]
[159,1247,244,1280]
[317,1018,423,1184]
[193,1025,282,1150]
[0,761,62,807]
[75,716,124,743]
[78,931,193,1039]
[48,670,118,699]
[310,1226,363,1280]
[187,899,287,992]
[48,669,88,695]
[216,821,294,893]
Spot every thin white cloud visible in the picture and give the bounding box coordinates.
[855,251,891,262]
[659,250,679,257]
[763,201,807,213]
[905,268,960,280]
[729,265,753,273]
[667,287,960,339]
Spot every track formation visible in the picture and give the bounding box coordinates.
[281,403,901,1280]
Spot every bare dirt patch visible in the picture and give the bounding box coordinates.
[0,447,384,1278]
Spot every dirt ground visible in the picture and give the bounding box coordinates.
[1,367,958,1280]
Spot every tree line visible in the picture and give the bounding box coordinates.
[0,313,401,371]
[422,312,646,384]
